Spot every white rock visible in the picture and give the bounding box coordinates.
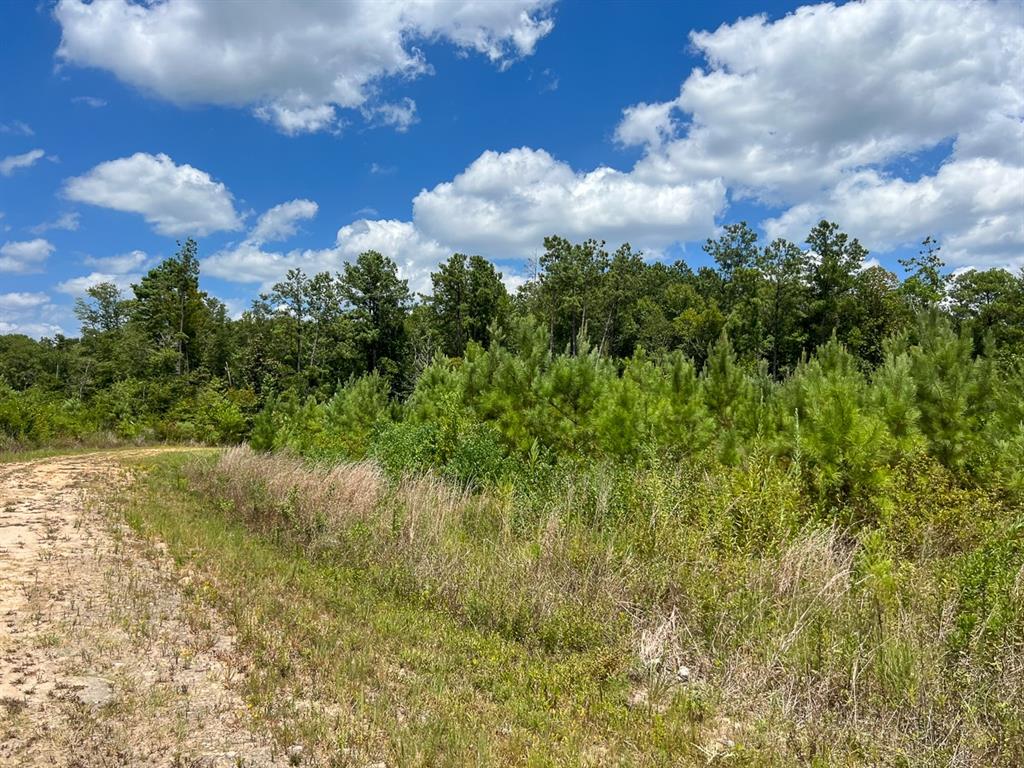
[62,676,116,707]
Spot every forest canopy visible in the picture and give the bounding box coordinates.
[1,219,1023,515]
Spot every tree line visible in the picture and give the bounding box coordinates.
[0,220,1021,459]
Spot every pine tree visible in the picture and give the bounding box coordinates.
[805,221,868,350]
[702,332,754,464]
[908,310,991,474]
[132,238,209,377]
[339,251,411,385]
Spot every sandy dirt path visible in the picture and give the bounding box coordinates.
[0,449,289,768]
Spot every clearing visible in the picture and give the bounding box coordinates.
[0,449,287,767]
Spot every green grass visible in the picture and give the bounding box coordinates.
[0,443,215,464]
[115,452,723,767]
[0,445,110,463]
[111,449,1023,766]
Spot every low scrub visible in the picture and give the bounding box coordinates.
[183,446,1023,765]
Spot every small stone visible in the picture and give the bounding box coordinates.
[675,665,691,683]
[287,744,304,765]
[62,676,116,707]
[626,688,648,709]
[193,752,239,768]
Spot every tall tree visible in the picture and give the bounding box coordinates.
[536,236,609,355]
[899,236,947,312]
[73,281,141,389]
[848,265,906,365]
[757,238,808,377]
[948,267,1024,356]
[339,250,411,382]
[428,254,509,357]
[268,268,310,375]
[74,282,131,335]
[704,221,759,312]
[593,243,647,357]
[805,220,868,349]
[132,238,209,376]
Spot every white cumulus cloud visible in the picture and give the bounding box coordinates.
[205,206,448,294]
[0,292,64,337]
[412,147,725,258]
[0,239,55,273]
[613,0,1024,267]
[54,272,134,296]
[764,158,1024,269]
[29,212,81,235]
[84,249,151,274]
[0,149,46,177]
[250,200,319,244]
[56,249,154,297]
[55,0,554,134]
[63,152,243,236]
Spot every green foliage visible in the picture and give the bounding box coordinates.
[907,310,992,476]
[45,218,1015,765]
[702,332,757,464]
[340,250,412,385]
[318,373,391,458]
[426,253,509,357]
[778,337,892,517]
[1,222,1021,514]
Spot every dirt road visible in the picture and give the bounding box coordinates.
[0,450,287,767]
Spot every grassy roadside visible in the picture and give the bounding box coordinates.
[0,445,116,463]
[0,441,178,464]
[115,451,721,767]
[113,449,1023,766]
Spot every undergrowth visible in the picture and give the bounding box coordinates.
[121,449,1024,766]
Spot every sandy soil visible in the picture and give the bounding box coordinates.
[0,450,289,768]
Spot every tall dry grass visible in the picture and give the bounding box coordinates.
[186,446,1023,765]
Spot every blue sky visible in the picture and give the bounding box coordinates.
[1,0,1021,337]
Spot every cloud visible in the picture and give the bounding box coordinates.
[29,211,81,235]
[205,145,725,293]
[54,272,135,296]
[412,147,725,258]
[0,121,33,136]
[205,214,447,293]
[84,249,151,274]
[0,149,46,177]
[72,95,107,107]
[253,104,339,136]
[55,0,555,134]
[250,199,318,244]
[56,249,153,297]
[764,158,1024,269]
[624,0,1023,196]
[615,101,676,149]
[63,152,243,236]
[0,239,55,272]
[612,0,1023,267]
[501,272,528,294]
[361,98,418,132]
[329,219,448,292]
[0,292,64,337]
[208,143,725,292]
